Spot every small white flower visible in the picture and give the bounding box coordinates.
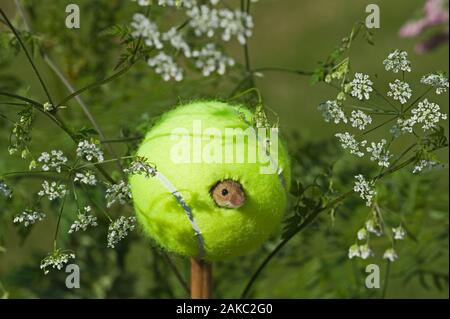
[383,248,398,262]
[365,219,383,237]
[76,140,104,162]
[148,52,184,82]
[37,150,68,173]
[318,100,347,124]
[132,0,151,6]
[74,170,97,186]
[354,175,376,206]
[0,180,12,198]
[40,249,75,274]
[392,225,406,240]
[107,216,136,248]
[43,102,54,112]
[383,49,411,73]
[350,110,372,130]
[68,206,98,234]
[366,139,392,168]
[335,132,367,157]
[158,0,196,8]
[412,159,439,174]
[105,180,132,208]
[387,79,412,105]
[357,228,367,240]
[348,244,360,259]
[125,157,157,178]
[359,244,374,259]
[218,9,254,45]
[411,99,447,131]
[13,210,45,227]
[350,73,373,101]
[192,43,235,76]
[38,181,67,201]
[421,73,449,94]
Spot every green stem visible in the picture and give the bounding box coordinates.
[382,260,391,298]
[53,190,68,251]
[0,8,53,105]
[56,61,136,107]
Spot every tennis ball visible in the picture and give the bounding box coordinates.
[130,100,291,261]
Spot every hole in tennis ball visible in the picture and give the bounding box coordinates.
[210,180,246,209]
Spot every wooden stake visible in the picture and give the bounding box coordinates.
[190,258,212,299]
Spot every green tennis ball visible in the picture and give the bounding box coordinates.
[130,101,291,261]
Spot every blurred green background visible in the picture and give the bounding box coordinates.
[0,0,448,298]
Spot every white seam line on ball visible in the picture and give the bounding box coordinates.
[154,171,206,259]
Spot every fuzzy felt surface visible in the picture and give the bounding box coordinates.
[130,101,291,260]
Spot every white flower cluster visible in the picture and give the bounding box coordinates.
[366,139,392,168]
[129,0,253,81]
[411,99,447,131]
[218,9,253,45]
[74,170,97,186]
[348,243,373,259]
[383,49,411,73]
[353,174,376,206]
[412,159,438,174]
[147,52,183,82]
[13,210,45,227]
[187,5,220,37]
[107,216,136,248]
[76,140,104,162]
[125,157,157,178]
[382,226,406,262]
[40,250,75,275]
[350,73,373,101]
[395,99,447,134]
[387,79,412,105]
[68,206,98,234]
[0,180,12,198]
[350,110,372,130]
[105,180,132,208]
[162,27,192,57]
[37,150,68,173]
[192,43,235,76]
[38,181,67,201]
[335,132,367,157]
[318,100,347,124]
[131,13,163,49]
[420,73,449,95]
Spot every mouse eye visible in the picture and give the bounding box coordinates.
[221,188,229,196]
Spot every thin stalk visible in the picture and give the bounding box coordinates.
[0,8,53,104]
[53,190,68,251]
[56,61,136,107]
[382,261,391,298]
[161,252,190,296]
